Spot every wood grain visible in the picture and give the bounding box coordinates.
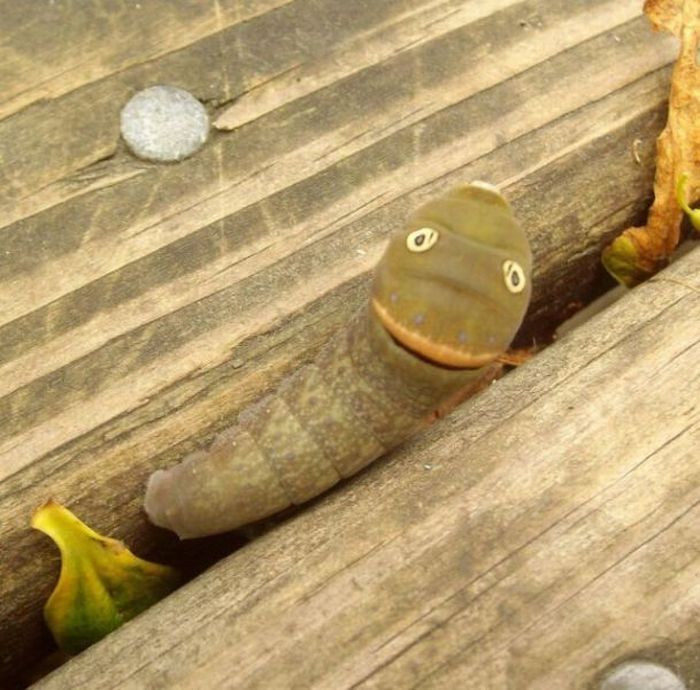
[0,0,679,684]
[33,240,700,690]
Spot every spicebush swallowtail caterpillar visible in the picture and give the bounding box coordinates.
[144,182,532,538]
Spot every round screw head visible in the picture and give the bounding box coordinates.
[120,85,209,162]
[600,661,686,690]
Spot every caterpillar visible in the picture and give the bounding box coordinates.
[144,182,532,538]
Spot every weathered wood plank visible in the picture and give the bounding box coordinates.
[0,0,293,120]
[3,0,663,319]
[0,0,520,221]
[33,245,700,690]
[0,0,678,684]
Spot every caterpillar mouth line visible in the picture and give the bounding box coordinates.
[372,298,498,370]
[386,330,482,371]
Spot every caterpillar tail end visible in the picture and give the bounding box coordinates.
[143,440,294,539]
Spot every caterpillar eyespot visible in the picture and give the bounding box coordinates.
[502,259,527,294]
[406,227,439,252]
[144,183,532,539]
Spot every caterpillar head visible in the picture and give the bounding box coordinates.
[371,182,532,368]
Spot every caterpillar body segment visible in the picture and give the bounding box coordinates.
[145,307,482,538]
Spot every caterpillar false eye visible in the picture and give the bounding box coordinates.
[144,184,531,539]
[502,259,527,293]
[406,227,439,252]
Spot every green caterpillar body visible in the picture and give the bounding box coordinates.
[144,183,532,538]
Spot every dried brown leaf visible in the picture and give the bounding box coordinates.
[602,0,700,286]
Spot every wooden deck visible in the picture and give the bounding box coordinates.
[0,0,692,687]
[36,235,700,690]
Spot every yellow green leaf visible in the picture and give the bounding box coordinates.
[31,499,179,654]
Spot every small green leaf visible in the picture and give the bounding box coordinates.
[676,172,700,231]
[32,499,180,654]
